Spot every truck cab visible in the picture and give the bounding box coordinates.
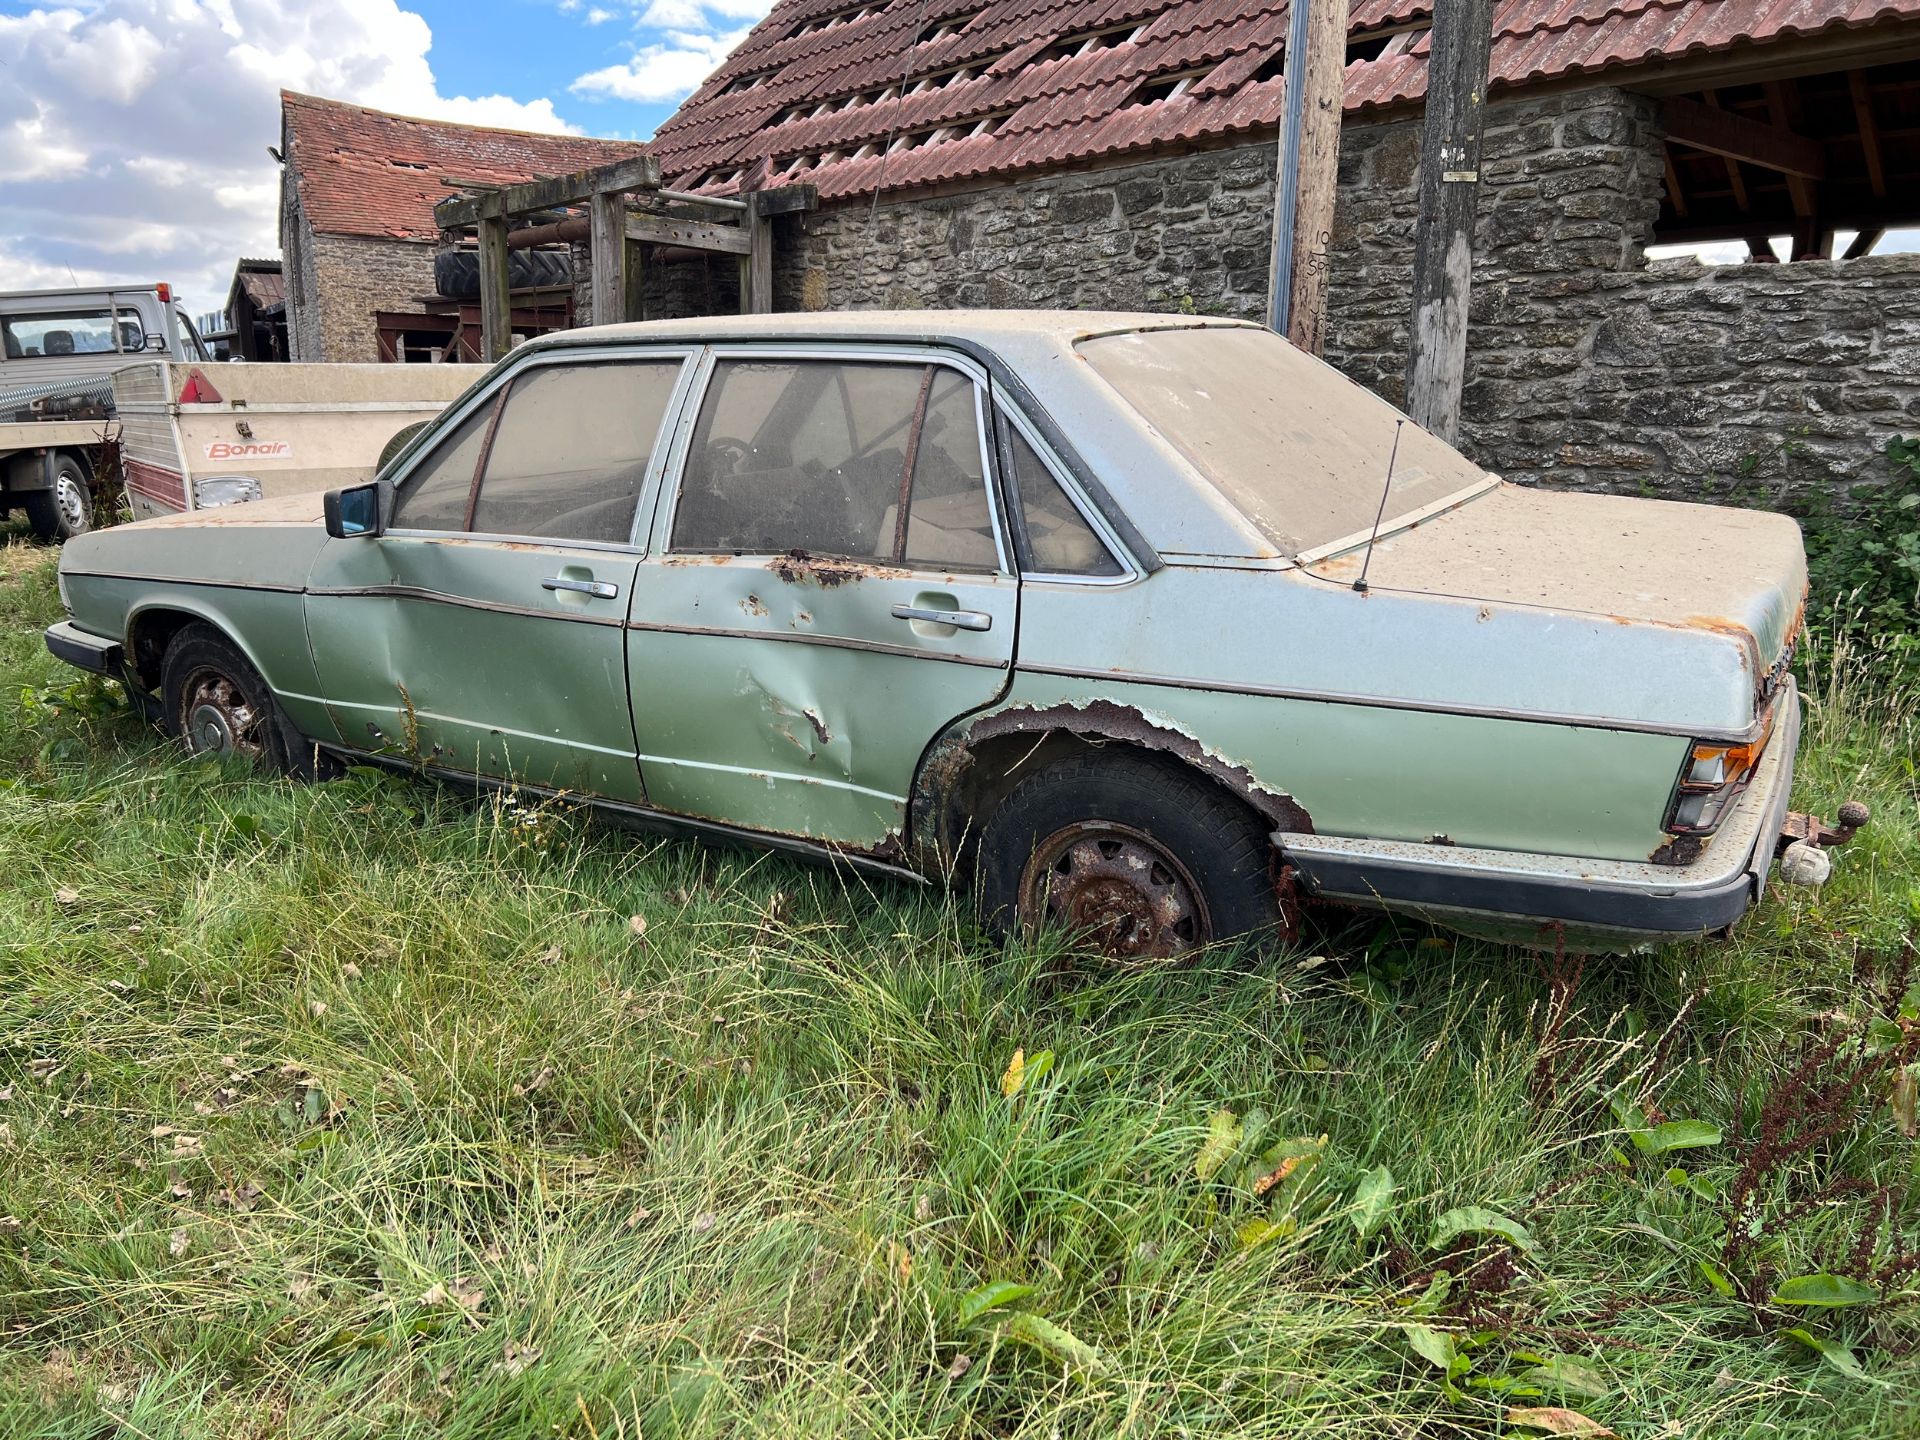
[0,283,211,539]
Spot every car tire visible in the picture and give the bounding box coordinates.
[977,751,1280,960]
[24,456,92,542]
[159,623,333,779]
[432,246,573,299]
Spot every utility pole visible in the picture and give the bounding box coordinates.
[1403,0,1495,443]
[1265,0,1345,353]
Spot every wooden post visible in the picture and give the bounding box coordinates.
[745,192,774,314]
[1404,0,1494,444]
[477,200,513,362]
[589,188,627,326]
[624,234,647,323]
[1265,0,1345,353]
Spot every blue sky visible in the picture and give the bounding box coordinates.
[0,0,771,315]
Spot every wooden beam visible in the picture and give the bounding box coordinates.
[589,190,626,326]
[1762,81,1817,219]
[1663,94,1827,179]
[436,154,662,230]
[1850,70,1888,199]
[743,192,774,313]
[1746,236,1779,263]
[1403,0,1493,445]
[1701,91,1752,212]
[1844,226,1884,260]
[1265,0,1345,353]
[477,205,512,363]
[626,214,752,254]
[1663,152,1689,219]
[624,234,646,324]
[749,183,818,217]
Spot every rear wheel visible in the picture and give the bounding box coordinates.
[977,752,1281,960]
[24,456,92,541]
[159,623,330,777]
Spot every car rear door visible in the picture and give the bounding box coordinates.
[304,347,692,801]
[625,346,1017,852]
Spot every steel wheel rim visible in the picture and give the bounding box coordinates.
[178,668,266,761]
[54,474,87,530]
[1017,821,1211,960]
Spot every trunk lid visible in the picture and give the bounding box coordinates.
[1302,484,1807,676]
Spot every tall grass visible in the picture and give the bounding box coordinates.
[1,535,1916,1438]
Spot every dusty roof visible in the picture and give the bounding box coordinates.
[230,259,284,311]
[280,91,645,241]
[649,0,1920,202]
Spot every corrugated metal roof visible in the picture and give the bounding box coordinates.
[281,92,645,241]
[647,0,1920,201]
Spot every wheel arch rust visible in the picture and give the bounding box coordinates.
[908,697,1312,874]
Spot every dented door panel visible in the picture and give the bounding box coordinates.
[305,535,643,800]
[627,552,1015,849]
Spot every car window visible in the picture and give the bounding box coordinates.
[1003,423,1121,576]
[671,358,998,569]
[391,403,492,532]
[469,360,680,543]
[1,309,144,358]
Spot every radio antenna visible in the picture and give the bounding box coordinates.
[1351,418,1404,595]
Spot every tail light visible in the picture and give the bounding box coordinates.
[1666,706,1778,836]
[155,283,172,304]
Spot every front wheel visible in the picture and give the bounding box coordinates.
[24,456,92,541]
[976,752,1281,961]
[159,623,328,777]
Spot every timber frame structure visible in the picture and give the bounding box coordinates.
[433,155,818,360]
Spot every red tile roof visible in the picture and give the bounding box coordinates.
[281,91,645,241]
[649,0,1920,202]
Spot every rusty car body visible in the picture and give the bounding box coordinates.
[45,312,1842,955]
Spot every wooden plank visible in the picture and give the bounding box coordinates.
[1663,152,1689,219]
[1663,94,1826,179]
[626,214,752,254]
[436,154,662,230]
[590,190,626,326]
[1844,226,1884,260]
[1701,91,1752,212]
[624,233,647,324]
[751,183,819,217]
[745,193,774,313]
[1402,0,1493,445]
[1762,81,1817,218]
[1850,70,1887,199]
[477,209,512,362]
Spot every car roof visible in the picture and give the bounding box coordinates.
[534,309,1279,560]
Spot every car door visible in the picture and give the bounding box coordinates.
[304,348,691,801]
[626,347,1017,851]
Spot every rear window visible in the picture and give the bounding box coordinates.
[1077,326,1488,557]
[2,310,145,360]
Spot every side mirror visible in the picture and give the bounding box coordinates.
[324,479,395,539]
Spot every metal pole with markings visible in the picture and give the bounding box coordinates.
[1403,0,1495,443]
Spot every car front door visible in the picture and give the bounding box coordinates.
[626,348,1017,852]
[304,349,690,801]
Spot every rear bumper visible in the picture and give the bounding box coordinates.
[44,619,123,677]
[1279,680,1801,950]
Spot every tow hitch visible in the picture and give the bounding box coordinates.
[1776,801,1870,888]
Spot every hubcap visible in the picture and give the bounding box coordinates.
[1018,822,1210,961]
[55,474,87,529]
[178,669,264,761]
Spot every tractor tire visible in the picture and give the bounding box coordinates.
[433,247,573,300]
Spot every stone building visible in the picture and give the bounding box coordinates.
[628,0,1920,507]
[277,92,641,363]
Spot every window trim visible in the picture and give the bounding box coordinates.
[991,400,1138,586]
[382,343,699,554]
[654,343,1012,577]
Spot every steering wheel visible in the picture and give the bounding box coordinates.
[702,436,753,480]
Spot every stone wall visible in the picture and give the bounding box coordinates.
[280,189,436,364]
[628,85,1919,509]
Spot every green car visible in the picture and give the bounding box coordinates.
[46,312,1854,956]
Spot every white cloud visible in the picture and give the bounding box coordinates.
[572,25,752,103]
[570,0,768,106]
[0,0,581,316]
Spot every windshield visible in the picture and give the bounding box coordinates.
[1077,325,1489,557]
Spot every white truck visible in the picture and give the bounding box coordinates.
[112,360,488,521]
[1,283,212,539]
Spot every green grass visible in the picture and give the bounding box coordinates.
[2,532,1917,1438]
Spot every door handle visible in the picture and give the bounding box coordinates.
[543,576,619,600]
[891,603,991,632]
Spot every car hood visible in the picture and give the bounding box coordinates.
[127,491,328,529]
[1301,483,1807,672]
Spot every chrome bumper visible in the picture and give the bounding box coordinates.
[1277,680,1801,946]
